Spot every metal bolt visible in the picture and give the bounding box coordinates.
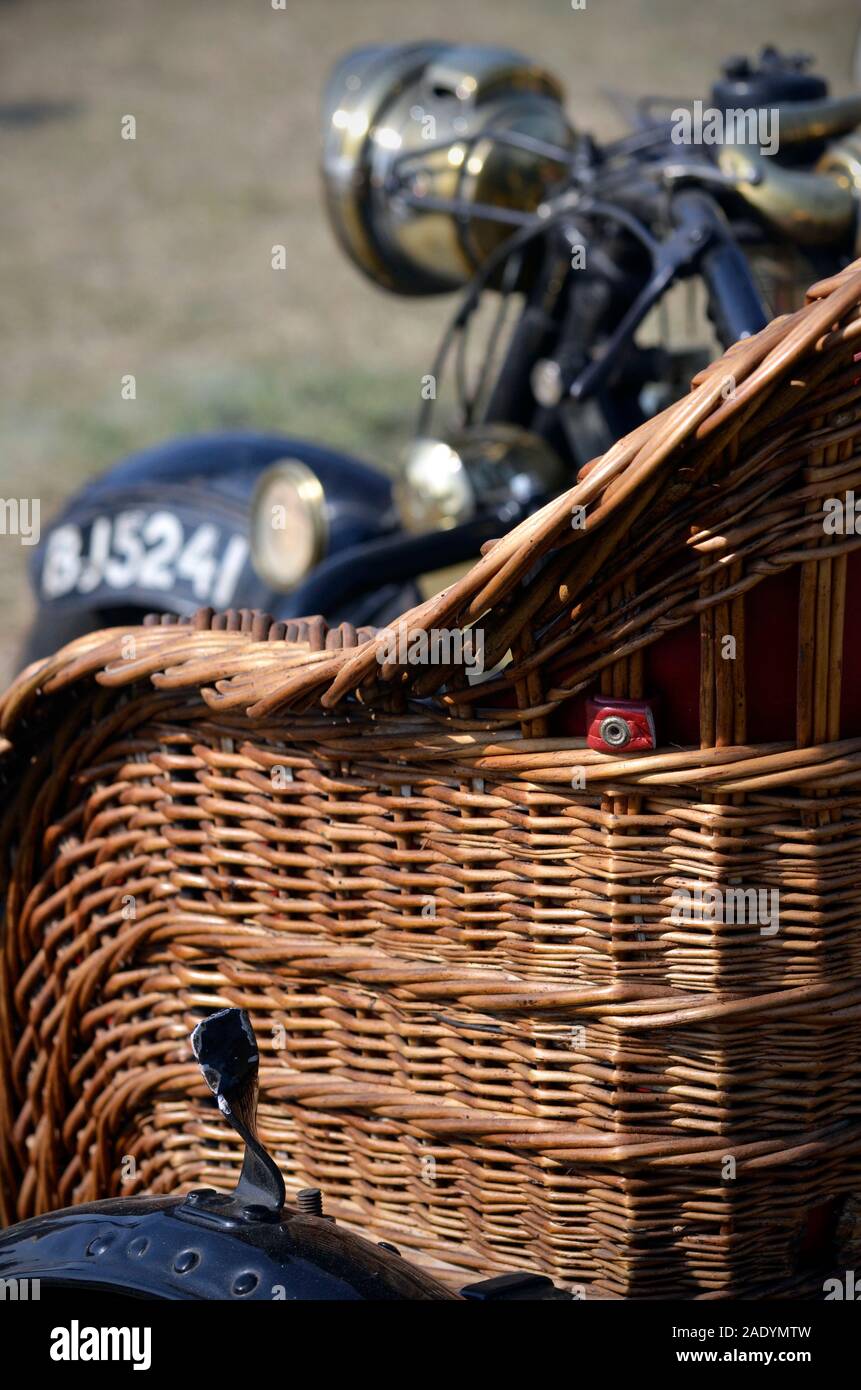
[531,358,564,407]
[598,715,632,748]
[296,1187,324,1216]
[184,1186,217,1205]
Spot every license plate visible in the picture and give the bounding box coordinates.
[40,509,250,610]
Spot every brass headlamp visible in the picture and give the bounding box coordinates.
[321,42,574,295]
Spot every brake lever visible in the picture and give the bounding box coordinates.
[661,161,763,190]
[566,186,767,402]
[567,217,708,402]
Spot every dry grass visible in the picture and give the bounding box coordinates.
[0,0,857,679]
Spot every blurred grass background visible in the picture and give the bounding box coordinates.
[0,0,859,678]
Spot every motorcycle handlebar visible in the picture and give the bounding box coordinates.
[672,188,769,346]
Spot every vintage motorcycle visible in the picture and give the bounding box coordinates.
[23,42,861,661]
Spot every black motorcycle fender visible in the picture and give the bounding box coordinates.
[28,432,396,632]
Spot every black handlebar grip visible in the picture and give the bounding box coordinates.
[674,189,768,348]
[699,235,769,348]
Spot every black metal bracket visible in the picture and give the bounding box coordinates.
[181,1007,286,1227]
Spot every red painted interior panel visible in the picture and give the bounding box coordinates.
[539,550,860,746]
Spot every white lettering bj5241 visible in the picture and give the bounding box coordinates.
[41,511,249,608]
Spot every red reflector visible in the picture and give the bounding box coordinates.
[586,697,657,754]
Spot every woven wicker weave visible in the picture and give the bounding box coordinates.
[3,262,861,1297]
